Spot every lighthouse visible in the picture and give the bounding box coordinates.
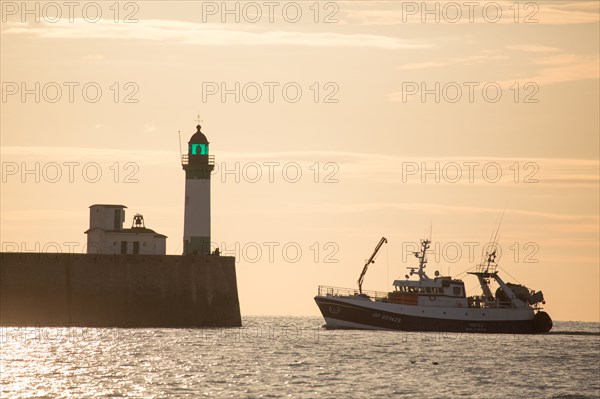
[182,124,215,255]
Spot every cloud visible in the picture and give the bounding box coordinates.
[81,54,105,60]
[0,145,177,166]
[332,155,600,189]
[506,45,561,53]
[505,55,599,86]
[304,202,599,222]
[1,19,431,50]
[397,51,508,70]
[389,50,599,100]
[215,201,599,227]
[2,147,598,188]
[536,1,600,25]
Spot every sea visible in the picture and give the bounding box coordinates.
[1,316,599,398]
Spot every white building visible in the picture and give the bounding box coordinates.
[84,204,167,255]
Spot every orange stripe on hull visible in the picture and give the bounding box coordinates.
[387,293,418,306]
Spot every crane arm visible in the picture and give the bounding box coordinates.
[357,237,388,294]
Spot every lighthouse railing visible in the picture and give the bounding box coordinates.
[181,155,215,166]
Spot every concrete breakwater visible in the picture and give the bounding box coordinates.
[0,253,241,327]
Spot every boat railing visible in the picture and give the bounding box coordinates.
[468,295,518,308]
[473,263,498,274]
[317,285,389,301]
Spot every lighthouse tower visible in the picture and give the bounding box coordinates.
[182,124,215,255]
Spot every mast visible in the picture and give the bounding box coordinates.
[407,239,431,280]
[357,237,388,294]
[470,250,497,299]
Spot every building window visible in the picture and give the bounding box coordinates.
[120,241,127,255]
[133,241,140,255]
[114,209,121,229]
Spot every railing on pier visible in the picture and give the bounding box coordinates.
[317,285,390,301]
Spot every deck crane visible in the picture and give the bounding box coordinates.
[357,237,388,294]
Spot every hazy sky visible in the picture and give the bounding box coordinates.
[1,1,599,321]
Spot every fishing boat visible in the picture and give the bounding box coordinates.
[314,237,552,333]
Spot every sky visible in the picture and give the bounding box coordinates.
[1,1,599,321]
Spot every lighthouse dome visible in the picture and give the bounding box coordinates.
[189,125,209,144]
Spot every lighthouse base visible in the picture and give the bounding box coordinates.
[184,236,212,255]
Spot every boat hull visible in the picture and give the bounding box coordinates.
[315,295,551,334]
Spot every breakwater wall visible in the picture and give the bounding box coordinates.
[0,253,241,327]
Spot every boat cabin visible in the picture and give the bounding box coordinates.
[390,277,467,307]
[392,278,464,296]
[383,240,470,307]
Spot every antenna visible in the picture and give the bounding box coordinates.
[482,210,502,264]
[480,207,508,269]
[492,207,507,252]
[178,130,183,158]
[386,241,389,290]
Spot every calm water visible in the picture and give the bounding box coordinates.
[1,317,599,398]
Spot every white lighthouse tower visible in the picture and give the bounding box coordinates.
[182,124,215,255]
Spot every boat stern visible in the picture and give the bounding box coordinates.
[533,311,553,333]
